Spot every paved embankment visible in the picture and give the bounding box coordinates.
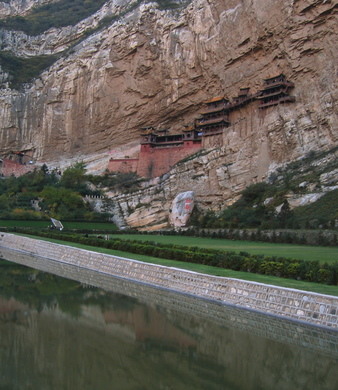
[0,232,337,328]
[1,246,337,358]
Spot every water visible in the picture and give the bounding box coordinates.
[0,249,337,390]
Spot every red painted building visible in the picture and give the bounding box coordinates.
[0,159,35,177]
[108,127,203,179]
[137,128,202,178]
[108,76,296,178]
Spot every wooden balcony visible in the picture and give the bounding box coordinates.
[196,115,230,127]
[200,104,232,115]
[259,95,296,109]
[256,88,291,99]
[261,80,295,91]
[201,128,224,136]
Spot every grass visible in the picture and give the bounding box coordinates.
[0,220,118,231]
[110,234,338,264]
[1,221,336,263]
[15,234,338,297]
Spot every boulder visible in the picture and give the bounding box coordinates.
[169,191,195,228]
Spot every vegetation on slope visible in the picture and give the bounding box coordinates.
[192,147,338,230]
[0,0,190,88]
[0,163,96,220]
[0,0,187,36]
[0,51,59,88]
[0,0,107,35]
[192,187,338,230]
[0,163,142,221]
[0,0,136,89]
[293,190,338,229]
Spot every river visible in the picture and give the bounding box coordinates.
[0,249,337,390]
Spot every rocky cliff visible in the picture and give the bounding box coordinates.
[0,0,337,228]
[0,0,55,18]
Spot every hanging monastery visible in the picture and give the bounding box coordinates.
[0,75,295,178]
[108,74,295,178]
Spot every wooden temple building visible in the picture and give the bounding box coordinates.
[140,127,201,150]
[231,87,257,108]
[108,127,203,178]
[257,74,295,109]
[108,74,296,178]
[195,96,230,136]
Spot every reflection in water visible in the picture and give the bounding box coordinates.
[0,248,337,390]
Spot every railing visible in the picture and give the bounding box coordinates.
[259,95,296,108]
[196,115,230,127]
[261,80,295,90]
[257,88,291,99]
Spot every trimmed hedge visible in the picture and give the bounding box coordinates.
[3,228,338,286]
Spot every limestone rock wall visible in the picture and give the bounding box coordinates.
[101,144,338,230]
[0,0,337,159]
[0,0,337,221]
[0,0,139,57]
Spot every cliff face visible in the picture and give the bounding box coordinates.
[0,0,139,57]
[0,0,337,227]
[0,0,54,18]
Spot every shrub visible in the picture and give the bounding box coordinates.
[4,229,338,286]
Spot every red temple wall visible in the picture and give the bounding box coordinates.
[137,141,202,178]
[0,159,35,177]
[107,141,202,178]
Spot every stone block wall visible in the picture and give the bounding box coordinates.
[0,232,337,328]
[1,245,337,359]
[137,142,202,178]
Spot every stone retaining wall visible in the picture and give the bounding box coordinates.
[0,232,337,328]
[1,246,337,359]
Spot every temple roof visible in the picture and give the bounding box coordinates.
[204,96,228,104]
[140,130,156,135]
[183,125,195,131]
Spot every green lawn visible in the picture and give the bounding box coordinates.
[111,234,338,264]
[20,234,338,297]
[0,220,117,231]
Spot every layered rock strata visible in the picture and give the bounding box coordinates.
[103,146,338,230]
[0,0,336,160]
[0,0,337,227]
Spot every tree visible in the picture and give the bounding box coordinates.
[40,186,88,219]
[59,162,88,194]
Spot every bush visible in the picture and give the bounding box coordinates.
[5,229,337,286]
